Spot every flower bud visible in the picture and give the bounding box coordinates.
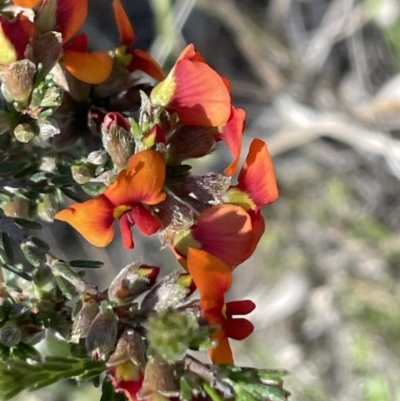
[138,356,179,399]
[86,304,118,360]
[13,123,36,143]
[108,263,160,305]
[101,112,135,168]
[0,324,22,347]
[141,272,195,312]
[71,164,95,184]
[71,300,100,343]
[107,329,146,369]
[3,196,31,219]
[0,60,36,104]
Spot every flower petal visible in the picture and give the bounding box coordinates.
[191,204,255,269]
[237,138,278,208]
[63,50,113,84]
[118,212,135,249]
[128,204,161,236]
[187,248,231,312]
[105,150,166,206]
[225,300,256,316]
[12,0,41,7]
[128,49,165,81]
[221,107,245,176]
[51,0,87,44]
[113,0,135,46]
[225,317,254,341]
[54,195,115,247]
[209,331,233,364]
[151,51,231,127]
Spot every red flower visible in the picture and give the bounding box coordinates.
[109,362,144,401]
[112,0,165,81]
[0,14,35,65]
[55,150,166,248]
[224,138,278,211]
[150,44,231,127]
[173,204,263,270]
[187,248,255,364]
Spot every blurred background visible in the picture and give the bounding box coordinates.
[31,0,400,400]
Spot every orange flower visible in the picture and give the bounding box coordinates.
[224,138,278,211]
[150,44,231,127]
[55,150,166,248]
[173,204,262,270]
[34,0,113,84]
[187,248,255,364]
[112,0,165,81]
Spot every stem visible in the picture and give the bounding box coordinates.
[183,355,233,397]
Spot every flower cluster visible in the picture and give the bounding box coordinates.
[0,1,283,400]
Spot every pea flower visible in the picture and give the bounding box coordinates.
[150,44,231,127]
[55,150,166,248]
[187,248,255,364]
[112,0,165,81]
[223,138,279,210]
[173,204,263,270]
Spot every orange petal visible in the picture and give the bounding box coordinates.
[191,204,255,269]
[237,138,278,208]
[221,107,245,176]
[209,330,233,364]
[105,150,166,206]
[49,0,87,44]
[54,195,115,247]
[12,0,41,7]
[129,49,165,81]
[63,50,113,84]
[187,248,231,312]
[113,0,135,46]
[151,58,231,127]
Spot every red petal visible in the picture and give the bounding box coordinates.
[187,248,231,312]
[118,213,134,249]
[67,32,88,52]
[191,204,255,269]
[221,107,245,176]
[225,300,255,316]
[105,150,166,206]
[54,195,115,247]
[128,204,161,236]
[63,50,113,84]
[237,138,278,207]
[128,49,165,81]
[113,0,135,46]
[151,57,231,127]
[41,0,87,44]
[225,318,254,341]
[0,14,34,63]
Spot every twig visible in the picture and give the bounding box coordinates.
[183,354,233,397]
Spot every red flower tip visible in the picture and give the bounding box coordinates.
[150,44,231,127]
[113,0,135,46]
[237,138,278,208]
[220,107,246,176]
[103,112,131,131]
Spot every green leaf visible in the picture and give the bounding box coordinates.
[60,187,85,202]
[0,356,106,400]
[1,232,15,264]
[0,161,27,174]
[69,260,104,269]
[2,263,32,281]
[14,218,42,230]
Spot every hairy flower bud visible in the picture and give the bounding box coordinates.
[138,356,179,399]
[71,300,100,343]
[101,112,135,168]
[0,60,36,104]
[108,263,160,305]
